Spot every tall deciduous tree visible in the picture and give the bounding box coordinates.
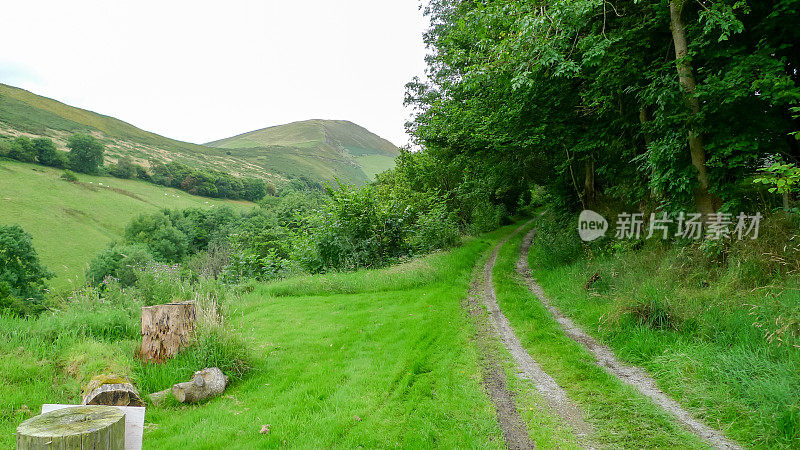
[668,0,719,214]
[67,133,105,174]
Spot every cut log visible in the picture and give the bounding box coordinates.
[83,374,144,407]
[148,388,171,406]
[140,302,196,362]
[172,367,228,403]
[16,405,125,449]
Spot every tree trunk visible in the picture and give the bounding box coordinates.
[140,302,196,363]
[669,0,719,214]
[583,157,595,206]
[172,367,228,403]
[17,406,125,449]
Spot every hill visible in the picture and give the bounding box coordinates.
[0,159,251,288]
[0,83,399,185]
[206,119,400,181]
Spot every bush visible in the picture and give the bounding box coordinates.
[33,137,66,168]
[0,225,54,315]
[67,133,105,174]
[108,156,136,179]
[8,136,36,163]
[60,169,79,182]
[87,244,154,286]
[411,202,460,252]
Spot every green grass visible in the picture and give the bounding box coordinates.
[0,226,532,448]
[0,159,252,289]
[493,222,706,448]
[526,216,800,448]
[355,154,398,180]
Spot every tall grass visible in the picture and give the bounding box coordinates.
[528,213,800,447]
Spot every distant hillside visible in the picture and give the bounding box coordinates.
[0,83,399,185]
[0,159,251,288]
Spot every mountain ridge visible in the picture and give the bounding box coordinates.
[0,83,398,184]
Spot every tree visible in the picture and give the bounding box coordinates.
[108,155,136,178]
[0,225,53,315]
[8,136,36,163]
[406,0,800,216]
[67,133,105,174]
[32,137,65,168]
[668,0,720,214]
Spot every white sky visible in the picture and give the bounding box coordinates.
[0,1,429,147]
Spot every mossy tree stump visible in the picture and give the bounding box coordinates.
[140,302,196,362]
[16,405,125,449]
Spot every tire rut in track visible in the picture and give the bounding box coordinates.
[465,223,594,449]
[517,228,742,450]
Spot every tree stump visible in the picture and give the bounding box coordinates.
[172,367,228,403]
[16,405,125,449]
[83,374,145,407]
[140,302,196,362]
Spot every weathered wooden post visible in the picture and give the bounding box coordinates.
[16,405,125,449]
[140,302,196,362]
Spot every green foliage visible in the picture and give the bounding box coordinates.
[303,182,461,272]
[67,133,105,174]
[32,137,65,168]
[147,160,270,201]
[754,158,800,206]
[407,0,800,214]
[8,136,36,163]
[60,169,78,182]
[0,225,53,315]
[86,244,154,286]
[107,155,136,179]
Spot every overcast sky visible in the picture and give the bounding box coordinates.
[0,1,429,147]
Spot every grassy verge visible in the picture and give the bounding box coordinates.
[493,222,706,448]
[527,215,800,448]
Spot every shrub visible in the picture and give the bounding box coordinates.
[108,156,136,179]
[87,244,154,286]
[67,133,105,174]
[32,137,66,168]
[8,136,36,163]
[60,169,79,182]
[411,202,460,252]
[0,225,54,315]
[134,263,188,306]
[468,202,508,234]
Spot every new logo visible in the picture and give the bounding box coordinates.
[578,210,608,242]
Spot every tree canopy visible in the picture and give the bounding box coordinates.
[405,0,800,214]
[67,133,105,174]
[0,225,53,315]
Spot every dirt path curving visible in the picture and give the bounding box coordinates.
[517,228,742,450]
[465,224,594,449]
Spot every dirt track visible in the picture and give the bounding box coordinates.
[517,228,742,450]
[465,223,594,449]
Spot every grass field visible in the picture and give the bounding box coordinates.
[0,159,252,289]
[0,227,530,448]
[525,216,800,448]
